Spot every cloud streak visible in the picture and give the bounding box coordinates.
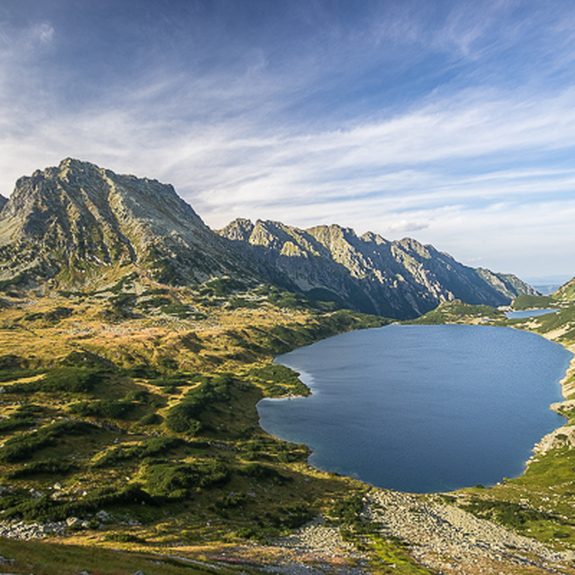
[0,1,574,279]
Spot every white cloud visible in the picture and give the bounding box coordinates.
[388,220,429,233]
[1,3,575,279]
[33,22,55,45]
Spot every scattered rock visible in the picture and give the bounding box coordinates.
[0,520,66,540]
[95,510,111,522]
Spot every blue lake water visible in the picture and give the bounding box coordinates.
[506,309,559,319]
[257,324,572,493]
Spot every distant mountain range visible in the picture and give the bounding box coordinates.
[0,158,538,319]
[219,219,537,318]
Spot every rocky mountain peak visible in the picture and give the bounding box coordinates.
[0,159,255,289]
[218,218,255,242]
[219,218,538,319]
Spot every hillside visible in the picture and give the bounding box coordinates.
[0,159,536,319]
[219,218,537,318]
[0,158,258,291]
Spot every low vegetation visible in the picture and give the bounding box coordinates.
[0,272,398,572]
[3,268,575,572]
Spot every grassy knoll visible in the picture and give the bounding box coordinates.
[0,272,410,573]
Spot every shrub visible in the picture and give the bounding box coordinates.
[9,367,105,394]
[92,437,184,468]
[0,420,94,462]
[239,463,290,484]
[164,373,233,435]
[143,460,230,497]
[124,389,150,403]
[165,403,201,434]
[69,399,135,419]
[5,484,154,522]
[5,459,77,478]
[0,416,35,434]
[0,404,42,434]
[120,364,161,379]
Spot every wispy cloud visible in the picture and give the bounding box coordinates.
[0,1,574,278]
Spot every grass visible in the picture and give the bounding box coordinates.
[5,271,575,571]
[0,538,246,575]
[0,276,401,570]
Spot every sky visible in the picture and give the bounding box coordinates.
[0,0,574,283]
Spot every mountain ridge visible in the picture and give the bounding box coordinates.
[219,217,537,318]
[0,158,537,318]
[0,158,258,289]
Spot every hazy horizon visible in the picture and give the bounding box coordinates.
[1,1,574,279]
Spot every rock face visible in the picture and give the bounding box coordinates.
[219,219,537,318]
[0,194,7,213]
[0,158,254,287]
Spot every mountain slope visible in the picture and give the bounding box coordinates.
[553,277,575,302]
[0,158,255,289]
[219,219,537,319]
[0,158,536,320]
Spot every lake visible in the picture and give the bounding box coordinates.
[257,324,572,493]
[505,309,559,319]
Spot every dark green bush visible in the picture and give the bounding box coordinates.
[138,413,163,426]
[460,498,551,528]
[329,493,365,526]
[160,304,193,319]
[143,460,230,497]
[92,437,184,468]
[120,364,161,379]
[69,399,135,419]
[9,367,105,394]
[124,389,150,403]
[164,373,233,435]
[0,404,42,434]
[165,403,201,434]
[0,420,94,462]
[5,458,77,478]
[239,463,290,484]
[5,484,154,522]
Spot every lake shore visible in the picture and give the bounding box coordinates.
[529,342,575,460]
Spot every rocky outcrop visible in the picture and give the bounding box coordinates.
[0,194,7,213]
[219,219,537,319]
[0,158,256,288]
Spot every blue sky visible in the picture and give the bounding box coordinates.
[1,0,574,282]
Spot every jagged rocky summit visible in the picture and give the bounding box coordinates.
[0,158,537,319]
[218,219,537,318]
[0,158,255,289]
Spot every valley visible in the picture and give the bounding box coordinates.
[0,160,574,574]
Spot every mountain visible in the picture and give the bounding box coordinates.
[219,219,537,318]
[0,193,7,212]
[0,158,536,319]
[0,158,255,289]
